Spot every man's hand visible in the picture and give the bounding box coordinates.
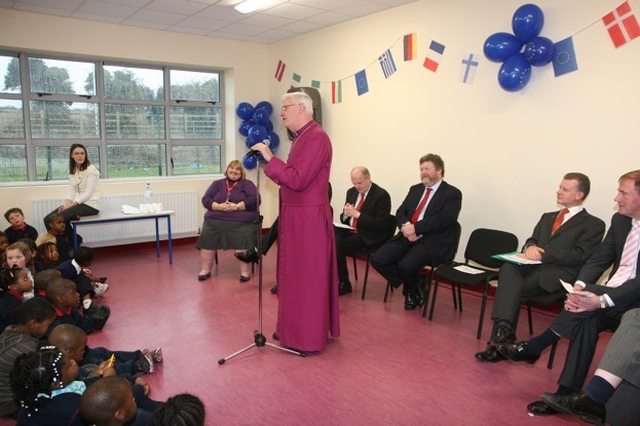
[565,291,600,313]
[519,245,545,261]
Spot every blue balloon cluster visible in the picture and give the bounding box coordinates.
[236,101,280,169]
[483,4,555,92]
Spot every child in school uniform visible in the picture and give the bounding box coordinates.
[3,208,38,244]
[55,245,108,314]
[45,278,110,336]
[0,232,9,260]
[3,242,35,301]
[0,297,57,419]
[0,265,35,331]
[33,269,62,297]
[37,241,60,270]
[47,213,73,262]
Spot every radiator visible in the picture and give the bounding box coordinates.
[31,191,199,247]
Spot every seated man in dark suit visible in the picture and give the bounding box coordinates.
[542,308,640,426]
[334,166,393,296]
[475,172,605,363]
[371,153,462,310]
[496,169,640,417]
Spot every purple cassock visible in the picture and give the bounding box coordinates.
[265,120,340,352]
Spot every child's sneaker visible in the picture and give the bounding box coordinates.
[133,350,154,374]
[94,282,109,295]
[150,348,163,363]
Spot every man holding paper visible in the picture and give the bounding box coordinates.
[496,170,640,417]
[475,173,605,363]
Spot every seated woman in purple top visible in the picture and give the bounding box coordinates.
[195,160,258,282]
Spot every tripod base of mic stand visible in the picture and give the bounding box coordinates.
[217,330,307,364]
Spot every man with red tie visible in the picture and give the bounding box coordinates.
[371,154,462,311]
[475,173,605,364]
[335,166,393,296]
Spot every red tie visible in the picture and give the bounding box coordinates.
[351,194,366,230]
[411,187,432,224]
[551,208,569,235]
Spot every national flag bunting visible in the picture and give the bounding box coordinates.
[459,53,478,84]
[291,73,301,88]
[403,33,417,61]
[274,60,286,82]
[379,49,397,79]
[331,81,342,104]
[423,40,445,72]
[311,80,321,89]
[552,37,579,77]
[602,1,640,48]
[355,70,369,96]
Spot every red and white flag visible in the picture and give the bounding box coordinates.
[274,60,286,82]
[602,1,640,48]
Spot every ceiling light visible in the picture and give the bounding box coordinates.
[234,0,282,14]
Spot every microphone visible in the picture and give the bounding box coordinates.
[247,139,270,156]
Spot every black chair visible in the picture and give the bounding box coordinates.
[524,290,566,369]
[429,228,519,339]
[350,215,397,300]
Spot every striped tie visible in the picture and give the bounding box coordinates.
[606,220,640,288]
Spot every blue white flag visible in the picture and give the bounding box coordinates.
[379,49,397,79]
[459,53,479,84]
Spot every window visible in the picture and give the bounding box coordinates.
[0,52,224,182]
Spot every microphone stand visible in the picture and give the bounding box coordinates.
[218,154,306,364]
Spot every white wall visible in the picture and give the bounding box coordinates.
[1,0,638,252]
[268,0,639,250]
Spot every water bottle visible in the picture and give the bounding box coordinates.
[144,183,153,199]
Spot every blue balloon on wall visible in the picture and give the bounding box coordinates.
[498,53,532,92]
[483,32,523,63]
[242,153,258,170]
[524,36,555,67]
[247,124,267,143]
[264,120,273,132]
[245,137,254,149]
[236,102,254,120]
[252,108,270,125]
[238,120,252,137]
[512,4,544,43]
[255,101,273,115]
[266,131,280,150]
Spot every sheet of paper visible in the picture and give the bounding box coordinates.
[560,279,593,297]
[454,265,485,274]
[334,222,355,230]
[493,252,542,265]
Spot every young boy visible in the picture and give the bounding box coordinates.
[0,232,8,259]
[48,323,156,378]
[0,297,56,418]
[55,245,108,313]
[45,278,110,336]
[47,213,72,261]
[33,268,62,297]
[3,208,38,245]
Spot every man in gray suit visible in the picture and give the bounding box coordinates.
[476,172,605,363]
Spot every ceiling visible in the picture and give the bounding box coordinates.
[1,0,418,44]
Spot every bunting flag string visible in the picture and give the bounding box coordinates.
[275,1,638,103]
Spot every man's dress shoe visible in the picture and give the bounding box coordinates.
[416,286,426,308]
[234,248,259,263]
[404,294,418,310]
[474,347,506,363]
[493,324,516,344]
[338,281,353,296]
[541,391,606,425]
[496,341,540,364]
[527,400,558,416]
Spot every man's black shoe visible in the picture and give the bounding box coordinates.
[404,294,418,310]
[496,341,540,364]
[416,286,426,308]
[541,391,606,425]
[493,324,516,345]
[527,400,558,416]
[474,347,506,363]
[338,281,352,296]
[270,285,278,294]
[235,248,259,263]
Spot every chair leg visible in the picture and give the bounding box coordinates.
[361,255,371,300]
[429,278,440,320]
[214,250,218,264]
[477,283,489,340]
[451,284,458,310]
[352,256,358,282]
[547,341,558,369]
[383,282,391,302]
[422,271,433,318]
[527,301,534,335]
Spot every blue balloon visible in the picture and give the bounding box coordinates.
[242,153,258,170]
[238,120,252,137]
[245,137,254,149]
[524,36,555,67]
[512,4,544,43]
[247,124,267,143]
[255,101,273,115]
[483,32,523,63]
[266,131,280,150]
[264,120,273,132]
[236,102,254,120]
[498,53,532,92]
[252,108,270,125]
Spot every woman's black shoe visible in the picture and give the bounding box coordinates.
[235,248,259,263]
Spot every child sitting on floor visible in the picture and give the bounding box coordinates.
[45,278,110,336]
[3,208,38,245]
[0,265,35,331]
[0,297,57,419]
[0,232,8,260]
[33,269,62,297]
[79,376,164,426]
[149,393,206,426]
[48,323,159,378]
[37,241,60,270]
[55,246,108,313]
[47,213,73,262]
[3,242,35,301]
